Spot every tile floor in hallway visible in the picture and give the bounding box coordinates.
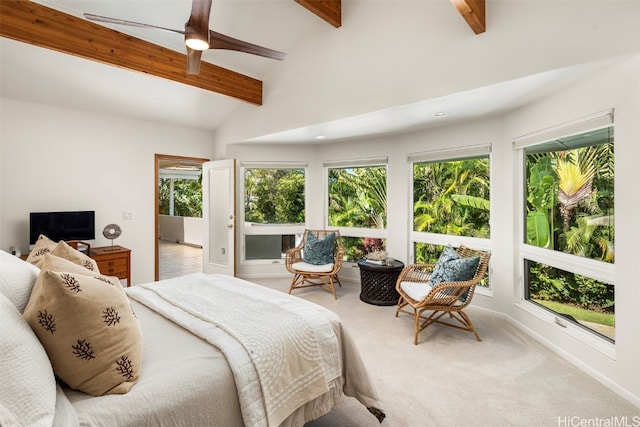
[159,240,202,280]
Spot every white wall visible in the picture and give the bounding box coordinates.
[225,56,640,406]
[0,99,215,284]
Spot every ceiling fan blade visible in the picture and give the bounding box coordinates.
[210,31,286,60]
[186,48,202,75]
[84,13,185,36]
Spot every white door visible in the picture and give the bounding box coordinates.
[202,159,236,276]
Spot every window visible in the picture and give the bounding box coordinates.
[326,160,387,263]
[516,111,615,343]
[242,165,306,261]
[244,168,305,225]
[409,146,491,286]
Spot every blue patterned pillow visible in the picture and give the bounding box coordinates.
[428,245,459,284]
[303,232,336,265]
[429,246,481,300]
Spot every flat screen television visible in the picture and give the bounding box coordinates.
[29,211,96,245]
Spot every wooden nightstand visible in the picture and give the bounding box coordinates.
[90,245,131,286]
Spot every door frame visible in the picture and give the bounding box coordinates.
[154,154,209,281]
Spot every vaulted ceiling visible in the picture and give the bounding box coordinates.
[0,0,483,105]
[1,0,628,144]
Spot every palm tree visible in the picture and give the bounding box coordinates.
[556,158,595,231]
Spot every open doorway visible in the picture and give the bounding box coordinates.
[154,154,209,281]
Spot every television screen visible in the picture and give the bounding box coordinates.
[29,211,96,245]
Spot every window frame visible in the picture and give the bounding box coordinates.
[408,145,492,296]
[513,110,616,359]
[239,162,308,265]
[324,157,389,265]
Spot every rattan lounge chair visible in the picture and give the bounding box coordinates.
[394,245,491,344]
[285,229,345,299]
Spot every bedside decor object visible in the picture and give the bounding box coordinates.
[102,224,122,251]
[364,249,387,265]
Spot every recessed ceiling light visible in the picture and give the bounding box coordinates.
[315,135,326,139]
[433,112,448,118]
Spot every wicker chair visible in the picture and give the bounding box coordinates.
[285,229,345,299]
[394,245,491,345]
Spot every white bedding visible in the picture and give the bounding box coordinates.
[62,273,383,426]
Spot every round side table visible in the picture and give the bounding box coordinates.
[357,259,405,306]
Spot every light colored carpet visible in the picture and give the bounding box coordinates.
[250,277,639,427]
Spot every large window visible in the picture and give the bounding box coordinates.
[242,165,306,261]
[326,161,387,262]
[409,146,491,286]
[517,112,615,343]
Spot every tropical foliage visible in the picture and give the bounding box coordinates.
[244,169,305,224]
[159,175,203,217]
[413,158,490,238]
[328,166,387,261]
[328,167,387,229]
[412,158,490,264]
[525,143,614,261]
[525,137,615,324]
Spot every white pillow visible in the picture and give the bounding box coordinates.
[0,293,56,427]
[0,249,40,313]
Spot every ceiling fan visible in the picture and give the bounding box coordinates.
[84,0,285,75]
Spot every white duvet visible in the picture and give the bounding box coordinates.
[126,273,342,427]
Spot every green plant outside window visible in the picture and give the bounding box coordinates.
[244,168,305,225]
[328,166,387,229]
[159,176,203,218]
[524,125,614,341]
[413,158,490,237]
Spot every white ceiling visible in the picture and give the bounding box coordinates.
[0,0,628,144]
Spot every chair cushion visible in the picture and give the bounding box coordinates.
[291,261,335,273]
[302,231,336,265]
[23,254,143,396]
[399,281,433,302]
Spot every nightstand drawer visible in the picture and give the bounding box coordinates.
[96,259,127,277]
[89,246,131,285]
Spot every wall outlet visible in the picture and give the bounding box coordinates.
[123,211,133,220]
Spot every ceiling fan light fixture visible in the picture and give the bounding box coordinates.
[185,35,209,50]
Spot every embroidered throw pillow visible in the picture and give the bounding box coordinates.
[25,234,57,267]
[23,255,142,396]
[51,240,99,272]
[26,237,99,273]
[302,232,337,265]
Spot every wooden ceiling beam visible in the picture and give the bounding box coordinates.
[295,0,341,28]
[451,0,486,34]
[0,0,263,105]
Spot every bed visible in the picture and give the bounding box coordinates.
[0,246,384,427]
